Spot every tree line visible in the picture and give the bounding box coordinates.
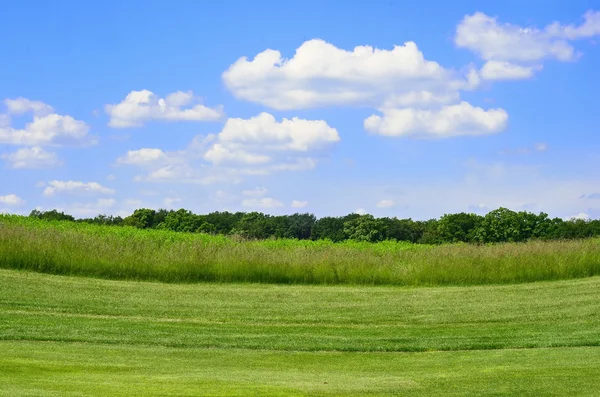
[28,207,600,244]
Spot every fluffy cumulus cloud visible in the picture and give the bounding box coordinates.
[116,148,170,166]
[222,12,598,138]
[0,194,25,206]
[118,113,340,184]
[365,102,508,138]
[105,90,224,128]
[2,146,62,169]
[4,98,54,116]
[456,11,600,80]
[204,113,340,166]
[479,61,541,80]
[223,39,474,111]
[222,39,508,138]
[0,98,93,146]
[42,180,115,196]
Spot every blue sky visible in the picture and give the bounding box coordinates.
[1,0,600,220]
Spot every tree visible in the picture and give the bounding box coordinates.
[235,212,274,239]
[343,215,387,242]
[437,212,482,243]
[123,208,157,229]
[158,209,204,233]
[381,217,420,242]
[311,217,345,242]
[29,209,75,222]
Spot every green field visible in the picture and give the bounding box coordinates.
[2,268,600,396]
[2,215,600,286]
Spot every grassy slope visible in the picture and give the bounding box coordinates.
[1,269,600,396]
[2,215,600,286]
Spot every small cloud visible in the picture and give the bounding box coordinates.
[0,194,25,206]
[3,97,54,116]
[291,200,308,208]
[105,90,224,128]
[354,208,367,215]
[376,199,395,208]
[107,174,117,181]
[2,146,62,169]
[42,180,115,196]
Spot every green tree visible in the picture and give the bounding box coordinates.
[437,212,483,243]
[343,215,387,242]
[123,208,157,229]
[29,209,75,222]
[311,217,346,242]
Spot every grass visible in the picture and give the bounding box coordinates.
[1,268,600,395]
[1,214,600,286]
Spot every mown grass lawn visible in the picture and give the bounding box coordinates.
[1,268,600,396]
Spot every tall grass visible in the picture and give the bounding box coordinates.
[1,214,599,286]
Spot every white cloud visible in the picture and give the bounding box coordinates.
[3,98,54,116]
[376,199,395,208]
[105,90,224,128]
[365,102,508,138]
[204,143,271,165]
[291,200,308,208]
[42,180,115,196]
[456,12,576,63]
[2,146,62,169]
[456,11,600,80]
[546,10,600,40]
[354,208,367,215]
[204,112,340,165]
[116,148,169,166]
[0,194,25,206]
[242,197,284,209]
[223,39,474,110]
[106,174,117,181]
[479,61,540,80]
[120,113,339,185]
[0,112,92,146]
[243,187,268,197]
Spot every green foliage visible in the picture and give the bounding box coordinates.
[311,216,346,242]
[437,212,482,243]
[343,215,387,242]
[2,214,600,286]
[29,209,75,222]
[20,205,600,244]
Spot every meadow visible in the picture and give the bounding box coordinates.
[1,269,600,396]
[1,214,600,286]
[2,214,600,395]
